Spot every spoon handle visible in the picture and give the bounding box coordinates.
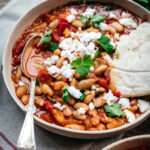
[17,78,36,150]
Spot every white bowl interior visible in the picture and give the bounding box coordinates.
[2,0,150,139]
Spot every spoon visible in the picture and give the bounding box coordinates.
[17,35,41,150]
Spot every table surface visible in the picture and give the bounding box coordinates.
[0,0,150,140]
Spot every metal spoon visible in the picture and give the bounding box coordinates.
[17,35,41,150]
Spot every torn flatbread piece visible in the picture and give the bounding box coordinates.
[110,22,150,97]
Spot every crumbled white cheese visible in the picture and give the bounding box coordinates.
[68,86,82,99]
[118,98,131,109]
[110,38,116,48]
[124,109,136,123]
[138,99,150,113]
[114,33,120,40]
[69,8,77,15]
[103,54,112,65]
[54,102,66,111]
[99,23,108,31]
[77,107,86,115]
[47,65,60,78]
[82,8,96,18]
[60,64,74,80]
[121,12,131,18]
[104,90,118,105]
[44,58,51,66]
[119,18,137,28]
[90,66,94,72]
[89,102,95,110]
[66,14,75,23]
[60,31,101,61]
[51,56,59,64]
[91,85,97,90]
[63,60,68,65]
[18,81,25,86]
[59,38,72,51]
[109,12,117,19]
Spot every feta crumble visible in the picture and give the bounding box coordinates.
[91,85,97,90]
[90,66,94,72]
[51,56,59,64]
[47,65,60,78]
[60,64,74,80]
[44,58,51,66]
[109,12,117,19]
[99,23,108,31]
[114,33,120,40]
[89,102,95,110]
[77,107,86,115]
[104,90,118,105]
[82,8,96,18]
[119,18,137,28]
[124,109,136,123]
[54,102,66,111]
[68,86,82,99]
[66,14,75,23]
[69,8,77,15]
[118,98,131,109]
[138,99,150,113]
[121,12,131,18]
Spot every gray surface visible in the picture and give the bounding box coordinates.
[0,0,124,150]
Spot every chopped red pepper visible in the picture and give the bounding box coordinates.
[13,40,26,55]
[43,13,51,22]
[105,76,110,84]
[57,18,70,36]
[43,101,54,112]
[113,91,121,98]
[98,78,108,91]
[12,57,21,66]
[38,69,51,82]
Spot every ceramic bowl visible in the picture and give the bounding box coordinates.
[102,134,150,150]
[2,0,150,139]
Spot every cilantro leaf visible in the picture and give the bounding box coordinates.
[62,85,69,102]
[71,57,82,67]
[78,90,86,101]
[80,15,89,28]
[71,54,94,78]
[106,5,113,11]
[38,30,52,45]
[50,43,59,52]
[96,34,114,55]
[94,49,100,58]
[91,14,106,28]
[83,54,94,67]
[104,103,125,117]
[75,65,90,78]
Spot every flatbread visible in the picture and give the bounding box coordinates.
[110,22,150,97]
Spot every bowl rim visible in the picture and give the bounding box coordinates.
[2,0,150,137]
[102,134,150,150]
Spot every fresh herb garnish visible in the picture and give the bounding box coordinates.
[36,78,40,86]
[94,49,101,58]
[71,54,94,78]
[38,30,52,45]
[91,14,106,28]
[106,5,113,11]
[50,43,59,52]
[80,15,89,28]
[104,102,125,117]
[62,85,69,102]
[96,34,114,55]
[62,86,85,102]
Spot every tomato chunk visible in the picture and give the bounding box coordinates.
[98,78,108,91]
[57,18,70,36]
[43,101,54,112]
[113,91,121,98]
[13,40,26,55]
[43,13,51,22]
[12,57,21,66]
[38,69,51,82]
